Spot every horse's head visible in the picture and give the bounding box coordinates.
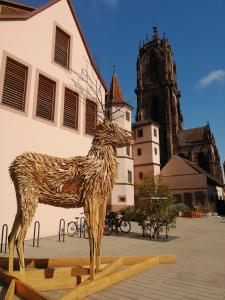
[95,120,133,148]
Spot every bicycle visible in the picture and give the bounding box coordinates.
[104,211,131,235]
[67,215,88,238]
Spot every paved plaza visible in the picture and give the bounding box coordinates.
[1,216,225,299]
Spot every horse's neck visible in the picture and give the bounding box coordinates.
[88,141,114,161]
[88,142,118,192]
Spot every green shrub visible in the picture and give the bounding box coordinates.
[172,202,190,214]
[134,176,177,239]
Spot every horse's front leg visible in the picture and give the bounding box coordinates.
[96,200,107,272]
[85,199,99,280]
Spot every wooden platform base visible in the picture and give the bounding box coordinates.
[0,255,176,300]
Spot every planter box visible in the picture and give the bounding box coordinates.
[182,211,203,218]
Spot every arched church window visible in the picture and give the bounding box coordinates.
[198,152,210,173]
[149,55,159,81]
[152,98,159,123]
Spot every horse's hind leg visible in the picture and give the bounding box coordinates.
[16,224,29,274]
[8,212,21,273]
[15,200,38,274]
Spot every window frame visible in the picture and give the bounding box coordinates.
[125,110,130,121]
[137,128,143,138]
[63,87,79,131]
[137,148,142,156]
[35,73,56,123]
[128,170,132,183]
[1,56,29,113]
[126,145,130,156]
[53,24,72,70]
[85,99,98,136]
[139,172,143,180]
[118,196,127,203]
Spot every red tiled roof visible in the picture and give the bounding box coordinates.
[0,0,35,11]
[108,73,124,103]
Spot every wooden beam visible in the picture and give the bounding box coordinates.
[15,280,51,300]
[3,279,15,300]
[60,256,160,300]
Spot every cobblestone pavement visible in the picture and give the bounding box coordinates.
[1,217,225,299]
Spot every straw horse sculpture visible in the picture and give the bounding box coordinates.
[8,119,133,279]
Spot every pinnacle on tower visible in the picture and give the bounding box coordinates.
[152,23,158,40]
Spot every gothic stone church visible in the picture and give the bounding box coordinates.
[135,26,223,184]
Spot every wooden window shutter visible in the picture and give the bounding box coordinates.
[54,26,70,69]
[36,74,56,121]
[1,57,28,111]
[63,88,79,130]
[85,99,97,135]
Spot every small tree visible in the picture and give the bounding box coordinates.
[135,176,176,239]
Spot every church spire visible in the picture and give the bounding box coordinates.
[107,67,125,103]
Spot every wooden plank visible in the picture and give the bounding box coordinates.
[15,280,51,300]
[3,279,15,300]
[158,255,176,264]
[93,257,123,280]
[25,277,77,292]
[60,256,160,300]
[0,268,16,285]
[11,267,90,281]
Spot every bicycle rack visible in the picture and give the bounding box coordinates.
[59,219,66,242]
[33,221,40,247]
[0,224,8,253]
[79,217,86,237]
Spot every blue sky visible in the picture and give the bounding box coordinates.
[20,0,225,168]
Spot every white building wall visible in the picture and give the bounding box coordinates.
[108,105,134,209]
[0,0,105,239]
[133,122,160,185]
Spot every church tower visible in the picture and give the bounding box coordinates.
[136,25,183,167]
[105,70,134,210]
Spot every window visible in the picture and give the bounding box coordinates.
[128,170,132,183]
[184,193,193,208]
[36,74,56,121]
[118,196,126,203]
[194,191,205,206]
[154,148,158,155]
[137,148,142,156]
[54,26,70,69]
[149,55,158,81]
[63,88,79,130]
[126,111,130,121]
[173,194,182,204]
[1,57,28,112]
[126,146,130,156]
[139,172,143,179]
[154,128,157,137]
[85,99,97,135]
[137,128,143,137]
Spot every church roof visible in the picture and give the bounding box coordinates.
[179,126,206,146]
[106,71,133,109]
[108,72,124,103]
